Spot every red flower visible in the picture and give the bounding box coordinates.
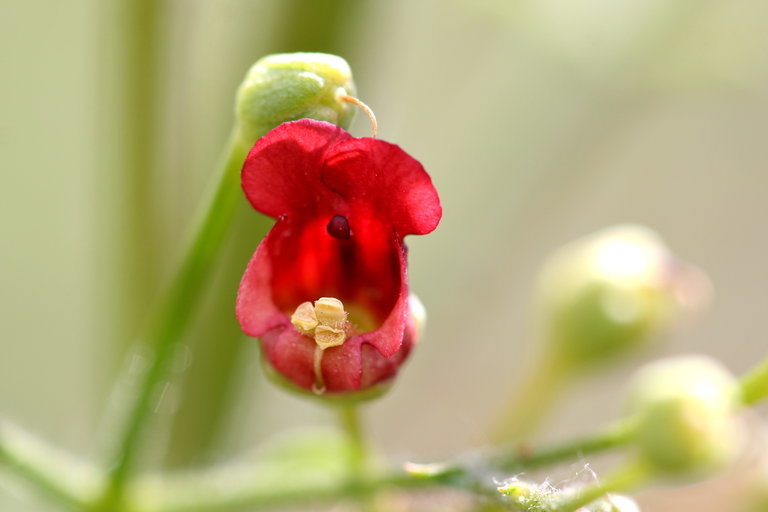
[236,119,442,394]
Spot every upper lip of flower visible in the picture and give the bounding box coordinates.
[235,119,441,391]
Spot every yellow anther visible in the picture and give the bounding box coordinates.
[314,297,347,330]
[315,325,346,349]
[290,301,318,335]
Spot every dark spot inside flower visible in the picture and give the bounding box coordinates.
[326,215,351,239]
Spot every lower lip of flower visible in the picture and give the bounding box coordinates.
[290,296,379,394]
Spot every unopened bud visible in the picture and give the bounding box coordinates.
[627,355,743,475]
[235,52,357,144]
[537,225,711,367]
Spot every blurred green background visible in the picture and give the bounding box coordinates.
[2,0,768,510]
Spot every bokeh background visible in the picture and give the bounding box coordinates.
[2,0,768,510]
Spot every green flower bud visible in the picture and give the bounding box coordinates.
[536,225,711,367]
[235,52,357,144]
[627,355,743,476]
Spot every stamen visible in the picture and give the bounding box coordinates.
[289,297,354,394]
[312,345,326,395]
[338,94,378,138]
[289,297,351,392]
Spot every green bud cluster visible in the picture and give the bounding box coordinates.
[627,355,743,476]
[235,52,357,144]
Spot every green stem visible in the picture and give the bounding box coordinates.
[0,388,632,512]
[132,469,428,512]
[739,356,768,405]
[338,404,366,479]
[101,130,250,507]
[114,0,163,350]
[495,420,635,473]
[0,420,96,510]
[337,404,374,510]
[117,421,635,512]
[404,422,635,491]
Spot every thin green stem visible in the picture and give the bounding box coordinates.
[113,421,636,512]
[338,404,367,480]
[113,0,163,350]
[125,423,634,512]
[739,356,768,405]
[131,468,429,512]
[0,420,97,510]
[100,130,251,508]
[495,420,636,473]
[337,404,375,510]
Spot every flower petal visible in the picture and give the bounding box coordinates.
[321,137,442,236]
[235,222,288,338]
[355,237,410,357]
[241,119,352,219]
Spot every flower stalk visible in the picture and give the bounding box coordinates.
[337,403,374,510]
